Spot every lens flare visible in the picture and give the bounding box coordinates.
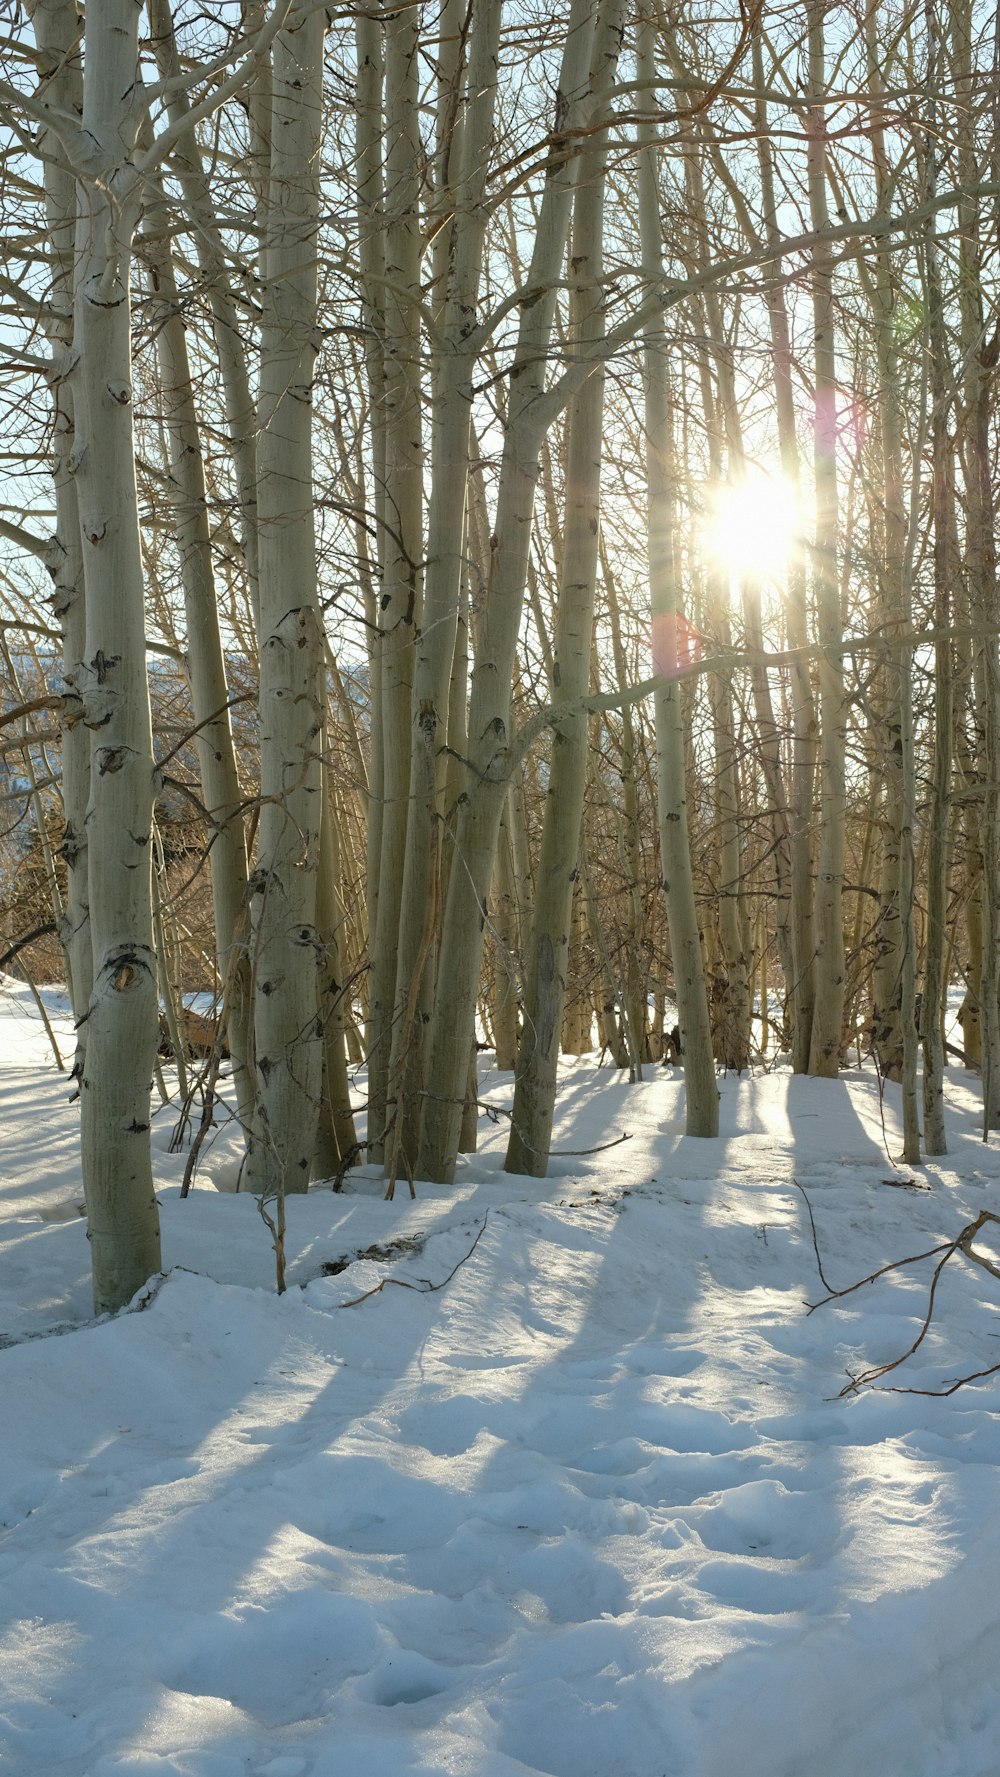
[702,472,801,583]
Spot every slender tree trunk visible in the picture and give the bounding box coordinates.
[71,0,161,1311]
[417,0,603,1182]
[387,0,502,1166]
[806,0,847,1076]
[753,31,817,1073]
[953,0,1000,1131]
[354,6,387,1029]
[140,208,253,1132]
[26,0,92,1063]
[506,8,623,1175]
[149,0,261,625]
[922,50,955,1152]
[637,11,716,1134]
[313,773,359,1178]
[245,7,327,1198]
[367,0,423,1160]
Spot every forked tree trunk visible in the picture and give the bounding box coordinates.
[417,0,604,1182]
[71,0,160,1311]
[386,0,502,1167]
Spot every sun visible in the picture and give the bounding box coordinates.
[701,471,801,584]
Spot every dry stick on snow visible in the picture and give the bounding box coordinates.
[795,1180,1000,1396]
[336,1213,491,1309]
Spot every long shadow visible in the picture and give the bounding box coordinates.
[3,1060,996,1776]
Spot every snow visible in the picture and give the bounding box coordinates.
[3,976,1000,1776]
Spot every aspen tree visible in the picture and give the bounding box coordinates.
[70,0,161,1310]
[752,30,816,1073]
[921,0,955,1156]
[139,206,253,1132]
[637,10,716,1135]
[805,0,846,1077]
[953,0,1000,1132]
[245,5,327,1198]
[418,0,604,1182]
[313,770,358,1177]
[25,0,92,1060]
[505,0,624,1174]
[387,0,502,1167]
[353,6,387,1022]
[148,0,262,627]
[366,0,424,1161]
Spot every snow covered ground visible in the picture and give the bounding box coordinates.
[3,976,1000,1777]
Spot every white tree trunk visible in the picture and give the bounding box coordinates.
[71,0,160,1311]
[805,0,846,1077]
[366,0,424,1160]
[505,6,622,1174]
[245,6,327,1197]
[753,32,816,1073]
[26,0,92,1059]
[386,0,502,1166]
[417,0,603,1182]
[637,11,716,1135]
[141,206,253,1132]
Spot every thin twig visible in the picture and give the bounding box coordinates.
[336,1213,490,1309]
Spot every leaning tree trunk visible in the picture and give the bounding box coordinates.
[245,7,327,1198]
[417,0,604,1182]
[148,0,261,625]
[26,0,93,1063]
[505,21,621,1175]
[637,9,716,1135]
[140,201,253,1133]
[71,0,161,1311]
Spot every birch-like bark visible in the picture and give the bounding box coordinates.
[386,0,502,1166]
[417,0,604,1181]
[26,0,92,1056]
[637,11,716,1134]
[140,208,253,1132]
[366,0,423,1159]
[953,0,1000,1132]
[71,0,160,1311]
[148,0,260,625]
[682,137,750,1076]
[354,7,387,1014]
[753,31,817,1073]
[313,773,359,1177]
[863,3,908,1087]
[245,6,327,1197]
[921,7,954,1155]
[491,792,522,1069]
[505,10,622,1174]
[805,0,846,1077]
[604,550,648,1073]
